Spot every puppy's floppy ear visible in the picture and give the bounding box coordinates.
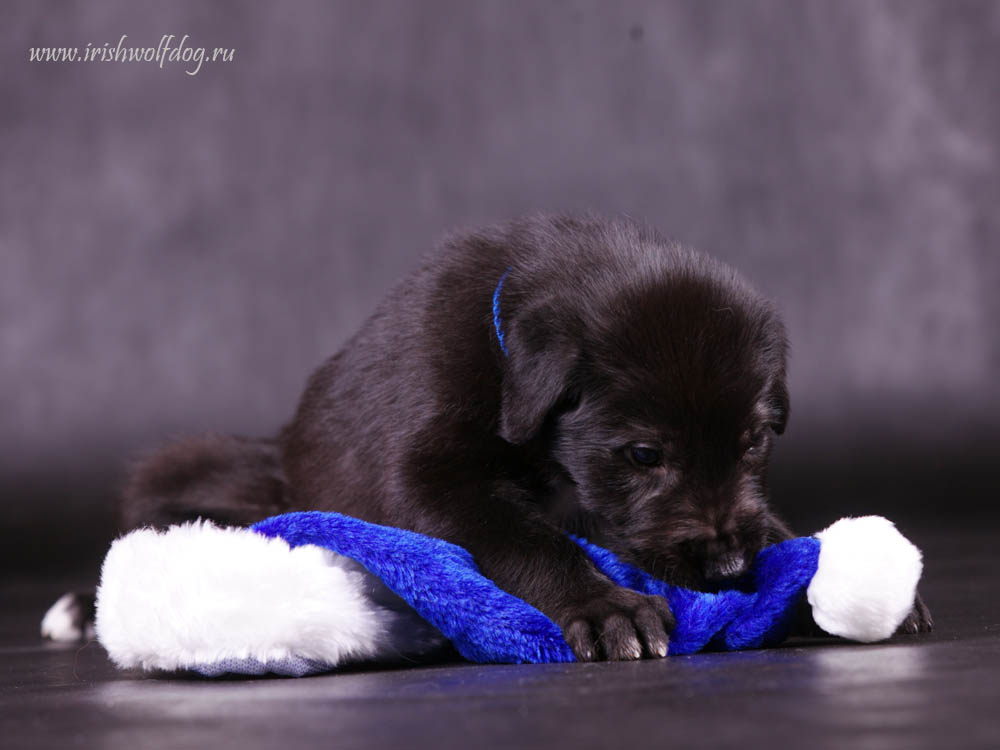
[498,300,579,445]
[768,379,790,435]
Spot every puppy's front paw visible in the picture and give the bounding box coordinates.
[559,587,674,662]
[896,591,933,635]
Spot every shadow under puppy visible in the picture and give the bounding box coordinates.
[62,215,929,659]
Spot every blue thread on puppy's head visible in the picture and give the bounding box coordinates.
[492,268,512,357]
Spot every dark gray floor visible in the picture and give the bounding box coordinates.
[3,519,999,750]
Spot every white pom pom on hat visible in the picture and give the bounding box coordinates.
[806,515,923,642]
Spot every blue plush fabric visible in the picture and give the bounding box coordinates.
[251,512,821,664]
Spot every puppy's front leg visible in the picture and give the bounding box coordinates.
[402,450,673,660]
[896,591,934,634]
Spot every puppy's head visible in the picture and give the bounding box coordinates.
[499,241,789,589]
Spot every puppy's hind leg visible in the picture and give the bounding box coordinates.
[41,591,96,642]
[118,434,289,531]
[42,434,289,641]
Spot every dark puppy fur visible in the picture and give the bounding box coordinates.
[101,215,930,657]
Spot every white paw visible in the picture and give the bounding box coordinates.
[41,593,93,641]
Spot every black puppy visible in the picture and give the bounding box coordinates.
[66,215,930,656]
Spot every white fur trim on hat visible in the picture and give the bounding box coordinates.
[94,521,445,675]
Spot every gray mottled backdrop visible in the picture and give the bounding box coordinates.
[3,1,998,570]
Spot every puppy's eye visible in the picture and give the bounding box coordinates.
[744,431,767,456]
[628,445,662,467]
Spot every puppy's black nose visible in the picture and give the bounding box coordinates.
[703,551,747,582]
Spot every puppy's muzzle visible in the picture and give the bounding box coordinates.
[703,551,748,582]
[690,528,756,583]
